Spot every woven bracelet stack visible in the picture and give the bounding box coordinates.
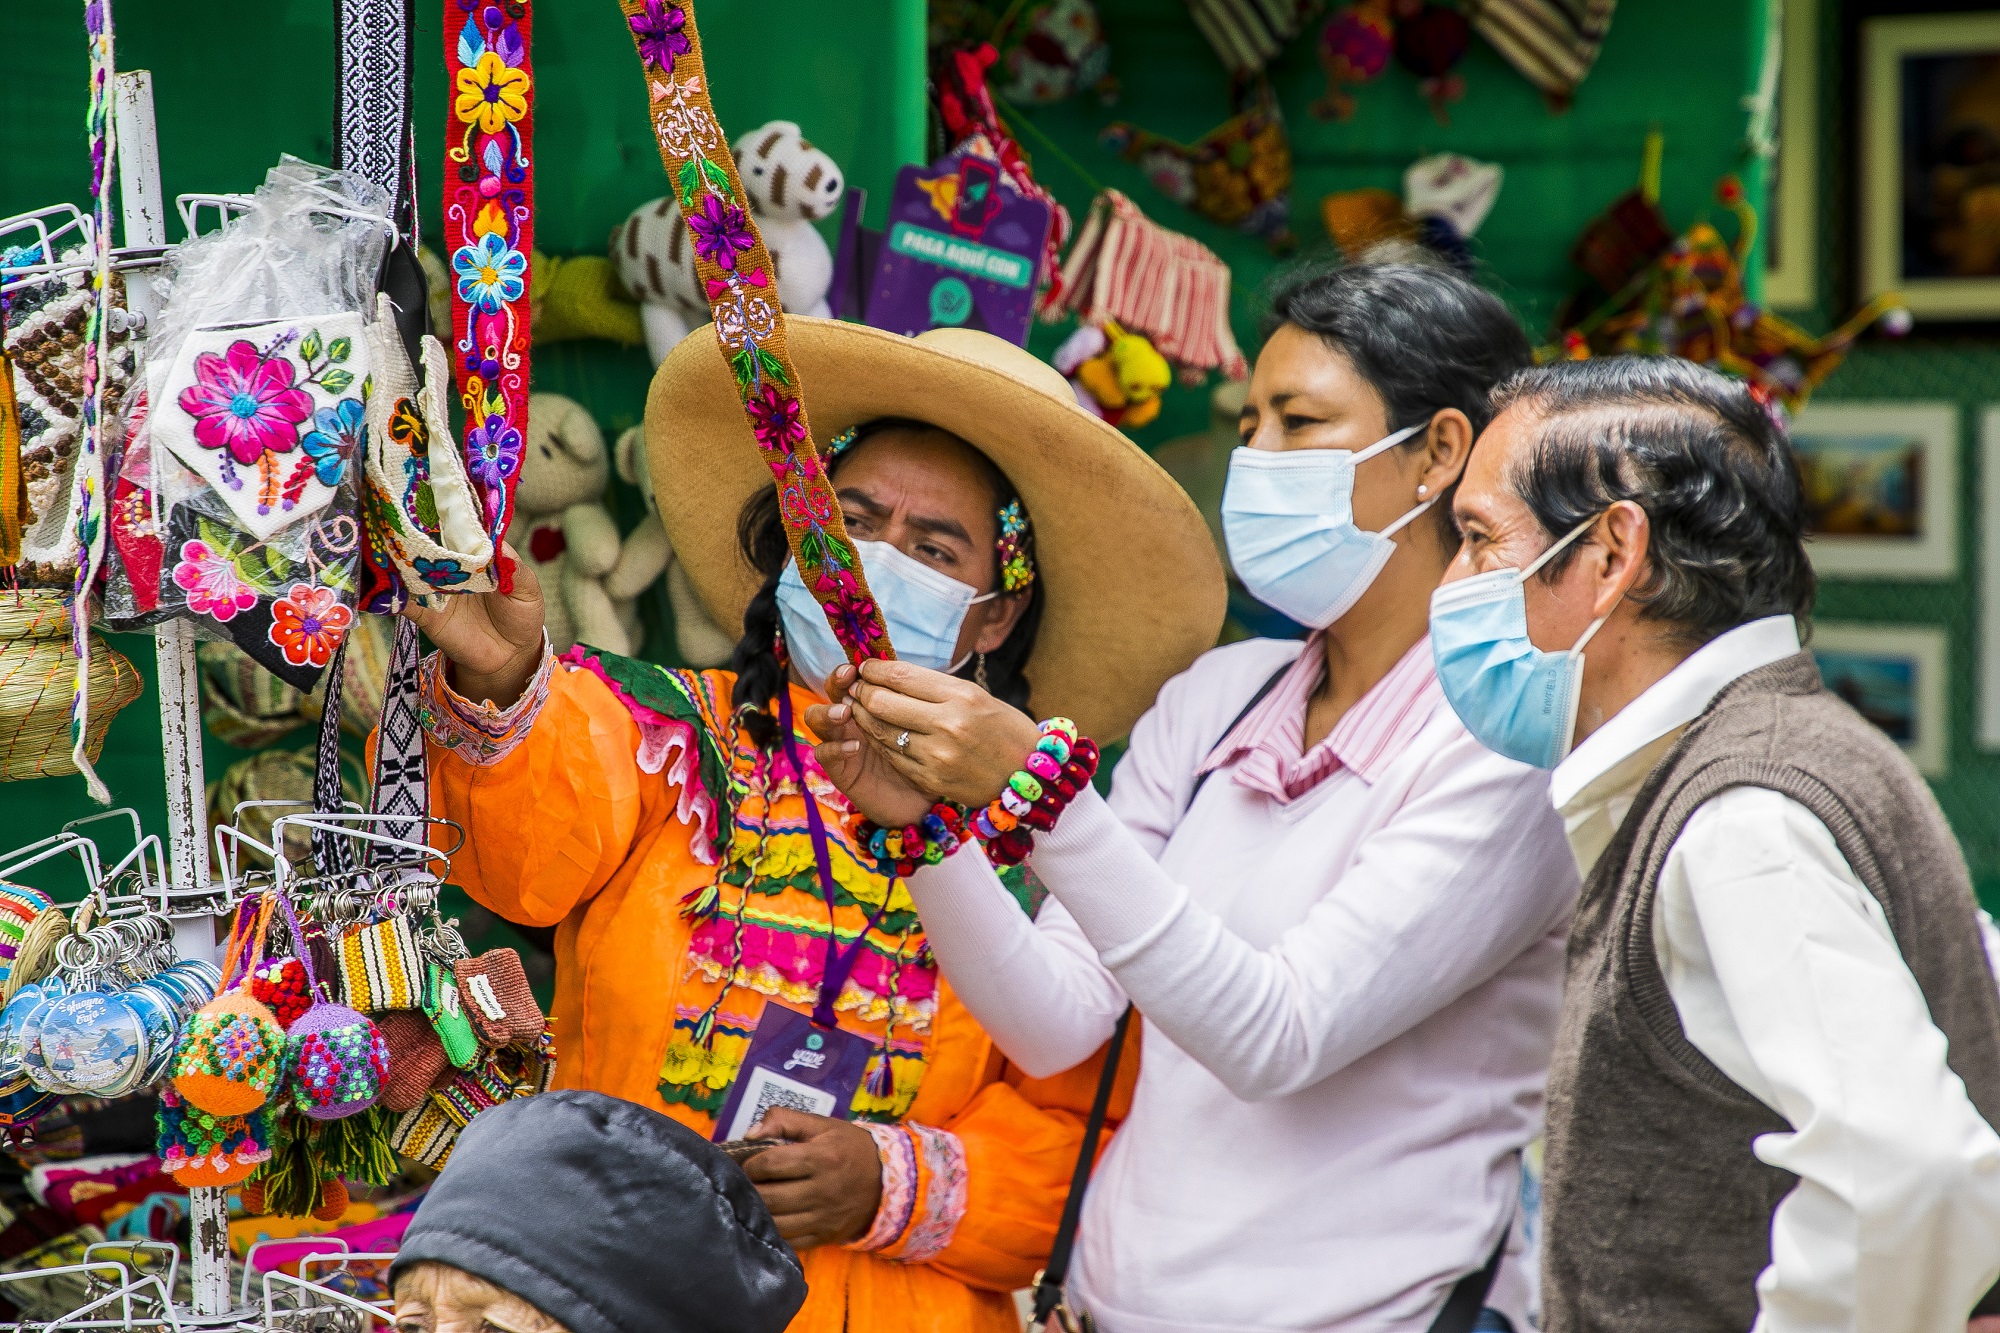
[849,717,1101,876]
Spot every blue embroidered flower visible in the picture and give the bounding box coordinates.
[414,558,470,588]
[453,233,527,313]
[299,398,365,486]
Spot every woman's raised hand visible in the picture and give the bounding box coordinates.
[808,658,1043,812]
[400,543,548,708]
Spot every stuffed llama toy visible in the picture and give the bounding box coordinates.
[612,120,844,365]
[607,427,735,667]
[508,393,633,656]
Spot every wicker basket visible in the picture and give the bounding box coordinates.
[0,590,144,783]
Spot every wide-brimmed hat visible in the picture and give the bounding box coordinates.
[649,317,1226,741]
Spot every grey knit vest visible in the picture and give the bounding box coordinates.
[1540,652,2000,1332]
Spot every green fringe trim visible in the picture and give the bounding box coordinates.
[657,1079,727,1114]
[319,1105,396,1186]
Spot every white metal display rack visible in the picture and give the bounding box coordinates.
[0,70,393,1333]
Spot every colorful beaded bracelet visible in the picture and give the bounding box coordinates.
[972,718,1100,867]
[849,802,975,880]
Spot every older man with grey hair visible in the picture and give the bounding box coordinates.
[1432,355,2000,1333]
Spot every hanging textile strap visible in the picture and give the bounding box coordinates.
[616,0,893,666]
[66,0,118,804]
[335,0,430,860]
[445,0,534,591]
[334,0,418,238]
[370,616,428,857]
[0,301,22,571]
[311,641,357,879]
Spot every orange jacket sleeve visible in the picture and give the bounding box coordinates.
[427,662,657,928]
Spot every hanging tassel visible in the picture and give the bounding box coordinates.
[253,1110,327,1219]
[865,1049,896,1099]
[318,1103,396,1186]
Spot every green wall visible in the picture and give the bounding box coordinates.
[1010,0,1774,451]
[1,0,924,851]
[1791,2,2000,893]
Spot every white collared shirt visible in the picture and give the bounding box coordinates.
[1555,615,2000,1333]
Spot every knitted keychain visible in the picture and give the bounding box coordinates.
[271,892,388,1120]
[169,895,286,1117]
[617,0,894,665]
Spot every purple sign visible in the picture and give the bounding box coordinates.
[864,150,1053,346]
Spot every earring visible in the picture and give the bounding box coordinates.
[1417,484,1429,496]
[975,652,990,693]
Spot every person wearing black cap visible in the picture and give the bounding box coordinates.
[390,1090,807,1333]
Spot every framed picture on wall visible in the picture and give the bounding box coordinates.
[1978,406,2000,747]
[1766,0,1817,310]
[1861,12,2000,320]
[1788,401,1957,578]
[1810,623,1950,777]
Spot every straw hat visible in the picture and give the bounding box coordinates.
[648,318,1227,741]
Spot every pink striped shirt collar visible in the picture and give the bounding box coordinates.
[1197,633,1444,803]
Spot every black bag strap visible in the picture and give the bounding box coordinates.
[1184,660,1290,814]
[1028,658,1289,1323]
[1426,1229,1507,1333]
[1029,1004,1133,1326]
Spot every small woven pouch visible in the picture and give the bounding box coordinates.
[170,897,285,1117]
[388,1096,459,1168]
[337,913,423,1012]
[273,895,387,1120]
[432,1058,515,1130]
[453,949,543,1046]
[424,961,479,1069]
[376,1010,446,1112]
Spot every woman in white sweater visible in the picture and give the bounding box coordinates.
[808,265,1581,1333]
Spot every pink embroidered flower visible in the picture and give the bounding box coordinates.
[823,587,882,651]
[686,193,754,271]
[629,0,690,71]
[746,385,808,453]
[171,539,258,622]
[176,340,313,466]
[267,583,354,668]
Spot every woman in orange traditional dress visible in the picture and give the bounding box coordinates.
[404,320,1224,1332]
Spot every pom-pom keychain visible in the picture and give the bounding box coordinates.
[1392,2,1471,126]
[157,1085,273,1188]
[170,897,286,1117]
[271,894,388,1120]
[1314,0,1395,121]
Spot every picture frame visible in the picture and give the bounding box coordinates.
[1860,11,2000,320]
[1810,623,1949,777]
[1765,0,1817,310]
[1787,401,1958,579]
[1979,406,2000,748]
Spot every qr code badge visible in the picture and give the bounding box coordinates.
[725,1065,839,1141]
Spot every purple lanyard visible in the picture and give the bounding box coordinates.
[776,685,889,1029]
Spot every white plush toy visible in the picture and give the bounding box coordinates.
[612,120,844,365]
[509,393,634,656]
[607,427,735,667]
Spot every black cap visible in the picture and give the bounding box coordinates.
[390,1091,806,1333]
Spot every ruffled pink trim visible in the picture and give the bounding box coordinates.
[900,1122,969,1263]
[560,649,721,867]
[688,918,937,1004]
[847,1122,918,1253]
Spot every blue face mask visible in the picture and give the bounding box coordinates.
[1220,423,1436,629]
[1429,516,1608,770]
[776,539,995,693]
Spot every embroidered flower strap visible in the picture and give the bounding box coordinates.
[68,0,118,803]
[616,0,893,664]
[444,0,533,591]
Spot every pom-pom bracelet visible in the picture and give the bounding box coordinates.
[974,718,1099,867]
[849,802,975,880]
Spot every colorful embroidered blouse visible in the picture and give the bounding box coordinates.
[416,645,1131,1333]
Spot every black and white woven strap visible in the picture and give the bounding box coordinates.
[311,641,358,878]
[370,616,429,857]
[334,0,416,229]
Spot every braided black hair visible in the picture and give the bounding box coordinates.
[728,418,1044,748]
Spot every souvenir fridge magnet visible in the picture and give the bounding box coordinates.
[154,314,369,541]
